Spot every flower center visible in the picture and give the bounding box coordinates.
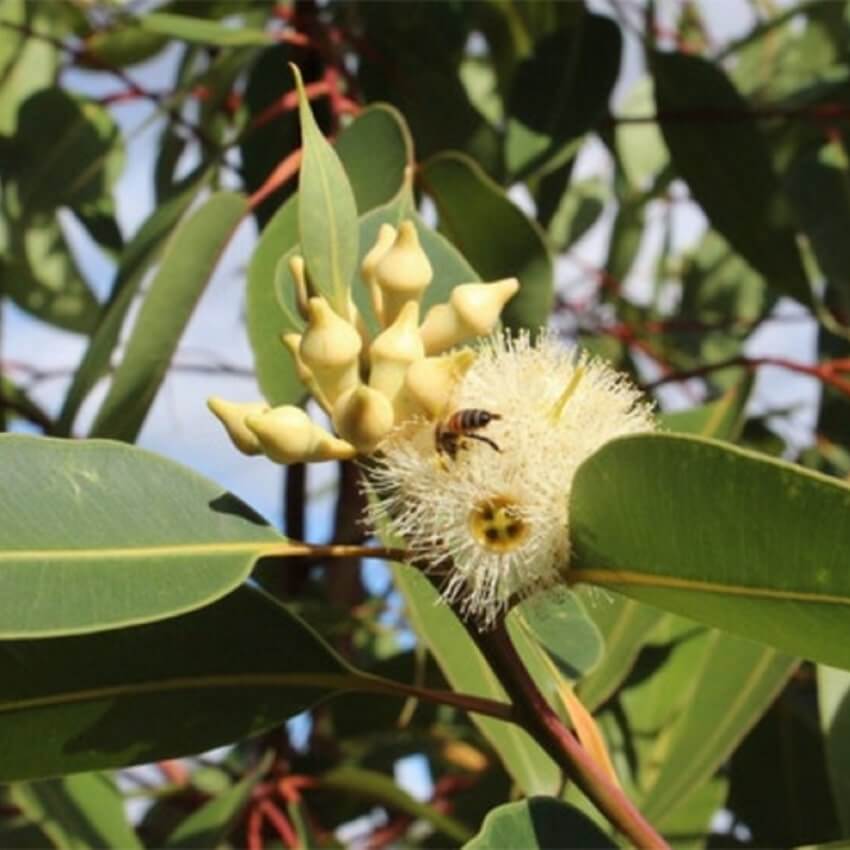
[468,496,529,553]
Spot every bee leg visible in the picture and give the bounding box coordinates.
[466,433,501,453]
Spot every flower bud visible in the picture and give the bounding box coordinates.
[207,397,270,455]
[288,255,310,321]
[419,278,519,355]
[332,385,395,453]
[361,223,396,325]
[368,301,424,406]
[281,333,330,412]
[375,221,433,326]
[299,296,362,405]
[401,349,477,420]
[245,405,355,464]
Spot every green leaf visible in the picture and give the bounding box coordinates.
[420,152,553,333]
[464,798,616,849]
[615,77,668,189]
[247,196,304,406]
[292,64,359,317]
[89,191,247,442]
[57,168,210,435]
[321,767,472,844]
[10,88,124,219]
[139,12,274,46]
[0,585,355,781]
[164,767,264,849]
[546,176,607,251]
[575,593,661,712]
[80,26,168,67]
[0,216,100,334]
[0,434,284,637]
[506,13,622,177]
[640,631,795,820]
[819,665,850,833]
[392,562,561,796]
[10,773,141,850]
[511,589,603,681]
[334,104,414,214]
[651,50,811,306]
[660,373,753,441]
[570,433,850,669]
[1,377,52,431]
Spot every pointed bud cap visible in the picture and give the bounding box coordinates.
[368,300,424,404]
[246,405,355,464]
[375,221,433,326]
[401,349,476,420]
[419,278,519,355]
[332,385,395,453]
[361,223,396,327]
[299,296,362,404]
[288,255,310,320]
[207,397,270,455]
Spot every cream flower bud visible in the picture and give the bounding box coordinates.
[419,278,519,355]
[207,397,270,455]
[401,349,477,420]
[281,333,331,412]
[361,223,396,325]
[332,385,395,453]
[299,297,362,405]
[368,301,424,406]
[245,405,355,464]
[289,255,310,321]
[375,221,433,326]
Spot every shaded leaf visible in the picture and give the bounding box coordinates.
[420,152,553,333]
[464,797,616,849]
[11,773,141,850]
[139,12,274,46]
[819,665,850,833]
[57,168,210,435]
[570,433,850,669]
[651,50,810,306]
[89,191,247,442]
[0,585,353,781]
[506,13,622,177]
[0,434,284,637]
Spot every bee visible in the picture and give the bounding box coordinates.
[435,409,501,460]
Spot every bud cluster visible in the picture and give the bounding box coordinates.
[209,220,519,464]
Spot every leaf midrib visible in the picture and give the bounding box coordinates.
[0,541,287,562]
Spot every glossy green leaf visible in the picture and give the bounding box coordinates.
[640,631,795,820]
[165,768,263,849]
[139,12,274,46]
[651,50,810,306]
[464,797,616,849]
[819,665,850,833]
[0,217,100,334]
[321,767,472,844]
[0,434,285,637]
[11,773,141,850]
[57,168,210,435]
[392,562,561,796]
[292,64,359,317]
[505,13,622,177]
[0,585,356,780]
[570,433,850,669]
[420,152,553,333]
[10,88,124,219]
[89,191,247,441]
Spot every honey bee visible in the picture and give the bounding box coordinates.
[435,409,501,460]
